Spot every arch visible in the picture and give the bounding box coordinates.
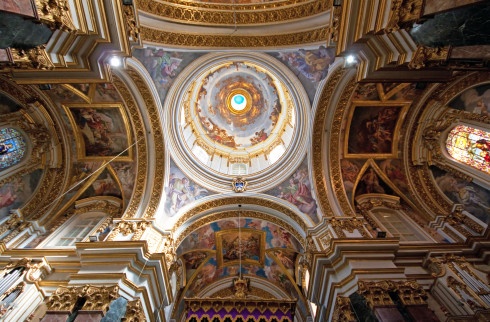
[446,124,490,174]
[0,128,27,170]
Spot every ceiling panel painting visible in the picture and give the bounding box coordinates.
[271,46,335,101]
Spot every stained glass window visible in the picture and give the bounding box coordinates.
[446,125,490,174]
[0,128,26,170]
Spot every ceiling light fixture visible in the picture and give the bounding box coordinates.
[109,56,122,67]
[345,55,356,65]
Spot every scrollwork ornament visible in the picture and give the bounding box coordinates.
[9,46,55,70]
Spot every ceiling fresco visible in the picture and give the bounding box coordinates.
[338,83,448,236]
[43,83,136,211]
[177,217,304,305]
[196,62,281,149]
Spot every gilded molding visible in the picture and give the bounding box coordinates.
[174,209,305,249]
[141,26,329,48]
[137,0,332,25]
[123,5,140,42]
[35,0,76,32]
[327,72,358,217]
[122,299,147,322]
[140,0,316,11]
[446,207,484,237]
[125,68,165,220]
[311,68,345,217]
[385,0,423,33]
[112,74,148,220]
[408,46,450,70]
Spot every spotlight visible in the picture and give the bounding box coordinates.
[376,229,386,238]
[333,0,342,6]
[109,56,122,67]
[89,235,98,242]
[345,55,356,65]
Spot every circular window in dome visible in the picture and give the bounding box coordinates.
[165,53,310,192]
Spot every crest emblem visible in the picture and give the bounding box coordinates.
[232,177,247,193]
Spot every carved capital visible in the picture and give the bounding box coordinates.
[122,299,146,322]
[332,296,356,322]
[10,46,55,70]
[329,217,369,238]
[35,0,76,32]
[386,0,423,33]
[46,285,119,313]
[81,285,119,312]
[391,280,427,306]
[107,219,151,241]
[408,46,450,70]
[358,280,394,308]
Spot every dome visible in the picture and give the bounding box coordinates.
[165,52,310,192]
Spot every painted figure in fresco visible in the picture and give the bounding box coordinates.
[166,174,209,216]
[356,106,399,153]
[341,159,360,194]
[435,172,490,224]
[278,178,317,216]
[380,159,408,191]
[360,168,385,194]
[277,46,335,83]
[250,129,268,145]
[222,234,260,261]
[75,108,126,156]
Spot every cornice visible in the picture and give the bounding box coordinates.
[137,0,332,25]
[140,25,329,48]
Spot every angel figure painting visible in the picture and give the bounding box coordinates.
[66,104,132,160]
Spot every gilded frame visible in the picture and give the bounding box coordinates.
[62,103,133,161]
[215,228,266,269]
[343,100,411,159]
